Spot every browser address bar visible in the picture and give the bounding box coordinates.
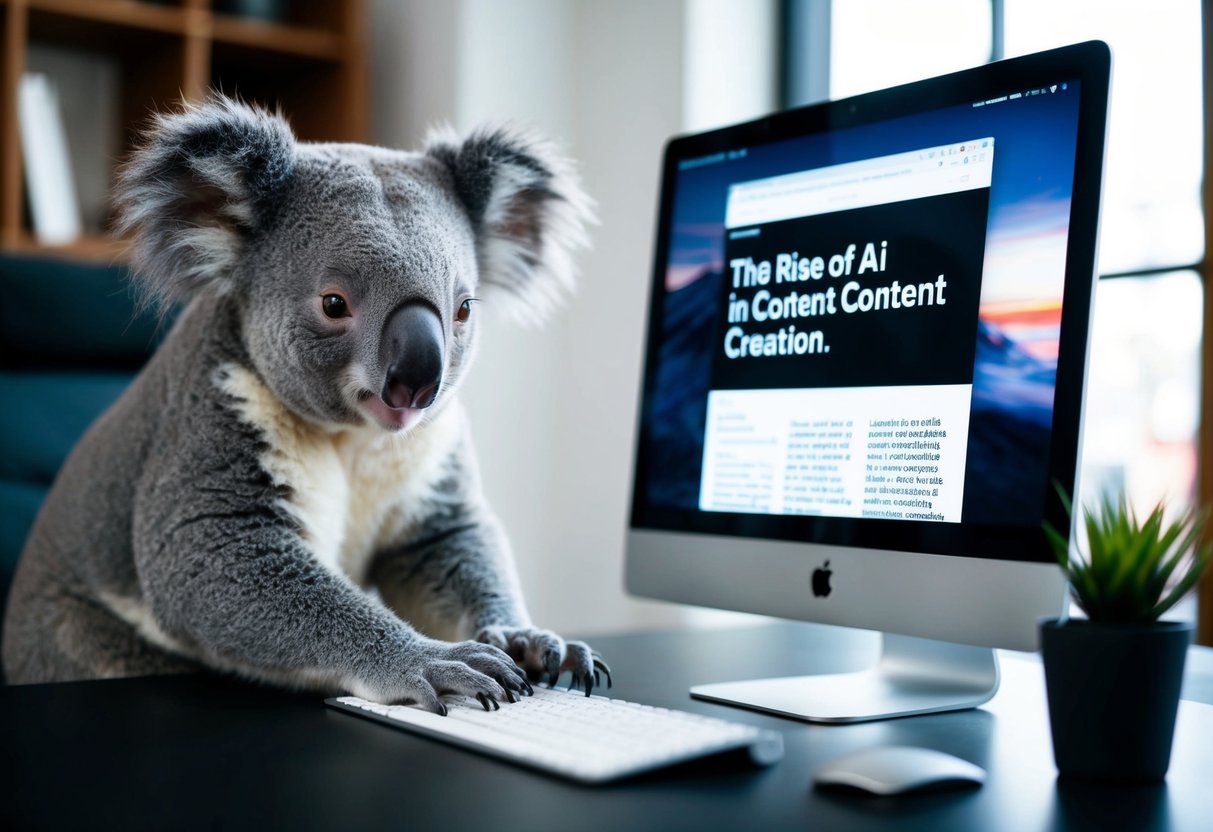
[725,139,995,230]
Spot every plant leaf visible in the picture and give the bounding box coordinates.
[1047,489,1211,623]
[1043,522,1072,573]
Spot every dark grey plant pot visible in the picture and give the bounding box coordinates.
[1040,618,1191,782]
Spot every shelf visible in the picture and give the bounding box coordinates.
[211,15,345,62]
[10,232,129,263]
[25,3,349,61]
[26,0,191,40]
[1,0,366,265]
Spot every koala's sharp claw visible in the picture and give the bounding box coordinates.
[439,702,448,717]
[593,657,613,689]
[476,692,491,712]
[523,680,534,696]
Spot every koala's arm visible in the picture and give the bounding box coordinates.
[368,439,610,691]
[132,401,528,710]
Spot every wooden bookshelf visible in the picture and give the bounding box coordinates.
[0,0,368,262]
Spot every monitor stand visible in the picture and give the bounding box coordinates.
[690,633,1000,723]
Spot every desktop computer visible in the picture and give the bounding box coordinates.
[626,41,1111,722]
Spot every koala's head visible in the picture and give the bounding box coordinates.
[116,97,591,433]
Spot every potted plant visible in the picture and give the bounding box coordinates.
[1041,490,1209,781]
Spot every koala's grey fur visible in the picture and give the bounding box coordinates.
[2,97,603,709]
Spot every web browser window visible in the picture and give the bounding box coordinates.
[699,141,996,521]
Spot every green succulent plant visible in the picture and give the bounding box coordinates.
[1044,489,1210,624]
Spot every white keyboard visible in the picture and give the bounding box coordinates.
[326,685,783,783]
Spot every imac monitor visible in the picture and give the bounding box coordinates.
[626,42,1110,722]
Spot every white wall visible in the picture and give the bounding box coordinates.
[370,0,776,636]
[684,0,778,132]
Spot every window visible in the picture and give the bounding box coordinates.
[1003,0,1203,276]
[829,0,992,100]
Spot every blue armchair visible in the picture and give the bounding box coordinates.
[0,254,165,677]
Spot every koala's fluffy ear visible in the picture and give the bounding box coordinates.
[115,96,296,310]
[425,126,593,320]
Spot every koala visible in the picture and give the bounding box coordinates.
[2,97,606,711]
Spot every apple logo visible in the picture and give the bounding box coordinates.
[811,560,832,598]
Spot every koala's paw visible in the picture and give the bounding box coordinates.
[362,639,533,714]
[476,626,612,697]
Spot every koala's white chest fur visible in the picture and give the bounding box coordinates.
[218,365,463,583]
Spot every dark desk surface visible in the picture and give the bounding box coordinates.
[3,621,1211,831]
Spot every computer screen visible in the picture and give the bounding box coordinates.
[625,42,1110,721]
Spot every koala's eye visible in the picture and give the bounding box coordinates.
[322,294,351,319]
[456,298,477,324]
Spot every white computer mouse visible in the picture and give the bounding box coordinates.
[813,745,986,796]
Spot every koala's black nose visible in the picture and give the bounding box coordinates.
[381,303,444,410]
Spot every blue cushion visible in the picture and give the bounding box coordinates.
[0,372,133,485]
[0,254,164,680]
[0,254,162,371]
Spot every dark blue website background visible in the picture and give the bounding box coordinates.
[643,87,1082,526]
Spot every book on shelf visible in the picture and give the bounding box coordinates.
[18,72,83,245]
